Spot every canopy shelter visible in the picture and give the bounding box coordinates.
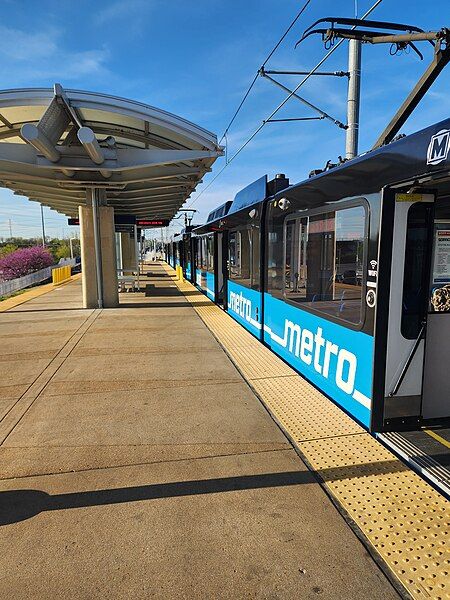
[0,85,222,219]
[0,85,222,308]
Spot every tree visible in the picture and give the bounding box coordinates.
[54,243,71,261]
[0,246,54,280]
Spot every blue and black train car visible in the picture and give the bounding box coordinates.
[190,119,450,434]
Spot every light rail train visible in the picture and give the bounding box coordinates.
[167,119,450,434]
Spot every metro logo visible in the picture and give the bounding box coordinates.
[263,293,373,427]
[283,320,358,397]
[427,129,450,166]
[227,282,262,334]
[229,290,253,321]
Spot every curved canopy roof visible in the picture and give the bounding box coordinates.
[0,85,223,219]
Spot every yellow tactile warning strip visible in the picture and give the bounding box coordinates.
[164,264,450,600]
[0,273,81,312]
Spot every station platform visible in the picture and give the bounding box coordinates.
[0,263,446,599]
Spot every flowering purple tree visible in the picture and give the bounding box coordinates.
[0,246,54,281]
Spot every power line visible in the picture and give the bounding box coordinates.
[188,0,383,208]
[219,0,312,144]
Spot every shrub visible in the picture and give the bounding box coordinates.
[0,243,18,258]
[0,246,54,281]
[54,243,71,261]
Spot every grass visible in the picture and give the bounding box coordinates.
[0,288,29,302]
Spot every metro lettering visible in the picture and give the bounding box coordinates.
[283,319,358,396]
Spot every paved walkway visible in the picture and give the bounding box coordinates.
[0,264,398,599]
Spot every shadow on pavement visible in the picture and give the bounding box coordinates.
[0,470,314,525]
[0,457,412,526]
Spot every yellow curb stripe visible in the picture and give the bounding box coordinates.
[0,273,81,312]
[424,428,450,449]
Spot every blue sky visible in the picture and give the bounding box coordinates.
[0,0,449,239]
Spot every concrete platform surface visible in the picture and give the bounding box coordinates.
[0,264,399,599]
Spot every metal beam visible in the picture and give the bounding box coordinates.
[110,199,184,207]
[114,148,222,169]
[118,184,189,196]
[373,43,450,148]
[114,206,182,214]
[260,69,347,130]
[54,83,84,129]
[21,123,61,162]
[0,180,84,196]
[77,127,105,164]
[265,117,324,123]
[111,202,184,210]
[110,201,183,209]
[27,194,80,205]
[111,192,185,201]
[263,69,349,77]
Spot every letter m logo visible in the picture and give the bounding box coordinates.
[427,129,450,166]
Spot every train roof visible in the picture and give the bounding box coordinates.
[206,201,232,223]
[195,118,450,233]
[227,175,268,216]
[194,174,290,234]
[277,118,450,207]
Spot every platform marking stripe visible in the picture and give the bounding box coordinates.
[424,428,450,449]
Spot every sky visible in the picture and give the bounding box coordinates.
[0,0,449,240]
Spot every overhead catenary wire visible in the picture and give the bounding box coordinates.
[218,0,312,145]
[187,0,382,209]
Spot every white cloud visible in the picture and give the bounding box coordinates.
[0,25,58,61]
[0,25,110,86]
[94,0,154,26]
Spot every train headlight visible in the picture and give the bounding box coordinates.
[278,197,291,211]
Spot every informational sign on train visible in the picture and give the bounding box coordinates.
[432,227,450,284]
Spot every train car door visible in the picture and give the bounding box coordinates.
[381,190,450,428]
[184,235,192,281]
[215,232,227,307]
[422,207,450,418]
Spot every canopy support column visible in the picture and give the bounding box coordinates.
[91,188,104,308]
[79,189,119,309]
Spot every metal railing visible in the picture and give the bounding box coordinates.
[0,258,78,297]
[0,266,53,297]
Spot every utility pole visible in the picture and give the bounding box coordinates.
[8,219,12,239]
[40,204,46,247]
[346,39,362,159]
[69,237,77,259]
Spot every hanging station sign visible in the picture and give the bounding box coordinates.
[68,216,170,227]
[136,219,170,227]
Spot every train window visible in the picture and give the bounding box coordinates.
[201,237,208,270]
[196,238,202,269]
[251,227,260,289]
[401,202,433,338]
[229,229,252,286]
[267,222,284,291]
[207,235,214,272]
[283,206,365,325]
[229,231,238,275]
